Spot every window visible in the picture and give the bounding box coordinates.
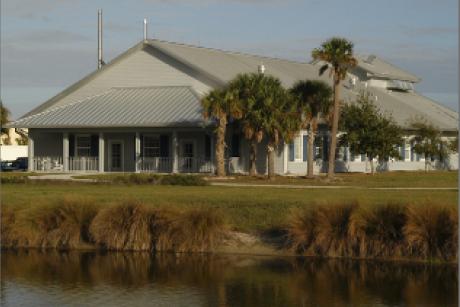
[231,134,240,157]
[143,135,160,157]
[76,135,91,157]
[205,135,211,160]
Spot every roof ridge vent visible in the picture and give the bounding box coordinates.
[364,54,376,64]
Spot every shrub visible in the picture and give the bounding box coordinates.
[349,203,406,258]
[154,208,226,252]
[1,175,29,184]
[403,204,457,261]
[89,201,153,251]
[158,174,208,186]
[2,199,97,249]
[286,208,317,254]
[313,203,357,257]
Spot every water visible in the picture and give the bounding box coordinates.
[1,250,457,307]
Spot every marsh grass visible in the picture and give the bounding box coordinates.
[403,204,458,261]
[89,201,153,251]
[2,198,97,249]
[286,202,458,261]
[154,208,226,253]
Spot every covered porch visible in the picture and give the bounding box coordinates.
[28,129,215,173]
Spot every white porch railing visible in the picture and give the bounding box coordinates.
[69,157,99,172]
[33,156,64,172]
[139,157,173,173]
[32,156,99,172]
[138,157,214,173]
[178,157,214,173]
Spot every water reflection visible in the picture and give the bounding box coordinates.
[1,250,458,307]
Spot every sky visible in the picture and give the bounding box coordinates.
[1,0,458,119]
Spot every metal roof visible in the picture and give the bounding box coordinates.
[8,39,457,131]
[355,55,421,82]
[147,39,327,88]
[8,86,204,128]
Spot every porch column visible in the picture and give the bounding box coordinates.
[98,133,104,172]
[28,133,34,172]
[63,133,69,172]
[135,132,141,173]
[172,131,178,173]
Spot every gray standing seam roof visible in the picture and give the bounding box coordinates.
[7,39,458,131]
[8,86,205,128]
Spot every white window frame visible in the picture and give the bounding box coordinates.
[143,134,161,158]
[75,134,91,157]
[293,134,303,162]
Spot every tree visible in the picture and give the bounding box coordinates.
[290,80,332,178]
[16,130,29,145]
[229,73,301,178]
[1,101,11,145]
[201,88,242,177]
[340,92,403,174]
[449,134,458,153]
[410,120,448,172]
[312,37,357,179]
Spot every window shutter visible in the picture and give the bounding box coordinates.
[69,134,75,157]
[399,146,404,160]
[288,143,294,161]
[90,135,99,157]
[160,135,169,157]
[303,135,308,162]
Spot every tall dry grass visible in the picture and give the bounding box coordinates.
[89,201,153,251]
[286,202,458,261]
[2,198,97,249]
[349,203,406,258]
[154,208,226,253]
[403,204,457,261]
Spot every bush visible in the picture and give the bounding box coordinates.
[349,203,406,258]
[2,198,97,249]
[1,175,29,184]
[154,208,226,252]
[158,174,208,186]
[89,201,153,250]
[403,204,457,261]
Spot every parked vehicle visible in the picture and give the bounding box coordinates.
[1,157,28,172]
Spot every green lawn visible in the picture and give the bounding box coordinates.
[2,179,457,232]
[210,171,458,188]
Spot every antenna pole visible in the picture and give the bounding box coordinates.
[98,9,103,69]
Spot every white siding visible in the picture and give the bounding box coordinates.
[52,49,211,110]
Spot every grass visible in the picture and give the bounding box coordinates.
[210,171,458,188]
[1,181,457,232]
[73,173,208,186]
[286,202,458,261]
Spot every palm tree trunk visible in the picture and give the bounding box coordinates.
[267,141,275,180]
[249,139,257,176]
[215,115,227,177]
[307,119,317,178]
[327,76,341,179]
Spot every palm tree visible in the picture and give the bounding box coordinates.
[290,80,333,178]
[201,88,241,177]
[312,37,357,179]
[1,101,11,144]
[230,73,300,178]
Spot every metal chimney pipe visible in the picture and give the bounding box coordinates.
[98,9,103,69]
[143,18,148,41]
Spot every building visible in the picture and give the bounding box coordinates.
[7,39,458,174]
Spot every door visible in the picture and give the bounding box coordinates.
[180,140,195,172]
[109,141,124,172]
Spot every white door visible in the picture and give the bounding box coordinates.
[180,140,195,172]
[108,141,124,172]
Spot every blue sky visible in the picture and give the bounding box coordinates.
[1,0,458,119]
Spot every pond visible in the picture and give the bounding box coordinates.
[1,250,457,307]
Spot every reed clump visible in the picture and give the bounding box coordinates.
[2,198,97,249]
[286,202,457,261]
[89,201,153,250]
[154,208,226,252]
[403,204,457,261]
